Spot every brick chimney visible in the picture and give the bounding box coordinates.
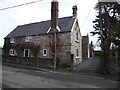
[72,5,77,16]
[51,0,59,30]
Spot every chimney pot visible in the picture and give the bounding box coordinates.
[72,5,78,16]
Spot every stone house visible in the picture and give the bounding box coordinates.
[3,0,82,67]
[82,34,90,60]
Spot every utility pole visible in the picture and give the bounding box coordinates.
[54,29,57,69]
[99,0,106,73]
[99,0,103,61]
[99,0,109,73]
[51,0,58,69]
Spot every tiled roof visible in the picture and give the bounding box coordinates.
[6,16,76,38]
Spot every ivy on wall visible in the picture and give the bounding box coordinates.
[17,43,40,57]
[3,38,11,55]
[4,42,40,57]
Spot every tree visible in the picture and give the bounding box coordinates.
[110,21,120,59]
[91,1,120,74]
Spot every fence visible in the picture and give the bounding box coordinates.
[2,55,54,68]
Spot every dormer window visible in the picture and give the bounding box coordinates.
[25,36,32,42]
[10,38,16,43]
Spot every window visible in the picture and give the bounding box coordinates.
[43,49,47,56]
[10,38,16,43]
[76,32,79,42]
[25,36,32,42]
[24,49,30,57]
[9,49,15,56]
[76,48,79,58]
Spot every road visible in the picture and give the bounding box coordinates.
[75,56,101,71]
[2,65,118,88]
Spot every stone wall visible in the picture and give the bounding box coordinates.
[33,32,71,66]
[82,44,89,60]
[71,21,82,65]
[2,55,54,68]
[0,48,2,56]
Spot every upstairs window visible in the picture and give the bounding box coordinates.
[10,38,16,43]
[76,32,79,41]
[25,36,32,42]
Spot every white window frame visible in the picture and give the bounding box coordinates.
[9,49,15,56]
[25,36,32,42]
[10,38,16,43]
[43,49,47,56]
[24,49,30,57]
[76,48,79,58]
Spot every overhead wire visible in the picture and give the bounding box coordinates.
[81,0,95,29]
[0,0,43,11]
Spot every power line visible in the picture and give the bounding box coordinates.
[81,0,95,29]
[0,0,43,11]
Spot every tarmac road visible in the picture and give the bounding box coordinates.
[2,64,118,88]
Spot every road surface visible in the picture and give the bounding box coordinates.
[75,56,101,71]
[2,65,118,88]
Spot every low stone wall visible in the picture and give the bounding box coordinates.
[2,55,54,69]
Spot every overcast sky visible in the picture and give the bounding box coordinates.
[0,0,99,49]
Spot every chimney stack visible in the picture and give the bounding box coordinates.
[72,5,77,16]
[51,0,59,30]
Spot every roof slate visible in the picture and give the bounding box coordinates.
[6,16,76,38]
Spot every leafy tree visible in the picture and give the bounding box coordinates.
[91,2,119,43]
[110,21,120,58]
[91,1,120,74]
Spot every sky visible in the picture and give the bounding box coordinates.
[0,0,99,49]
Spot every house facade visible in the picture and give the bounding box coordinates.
[3,0,82,67]
[82,34,90,60]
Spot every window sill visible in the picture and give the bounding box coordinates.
[76,57,79,59]
[10,42,15,44]
[10,54,15,56]
[75,40,79,43]
[25,41,32,43]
